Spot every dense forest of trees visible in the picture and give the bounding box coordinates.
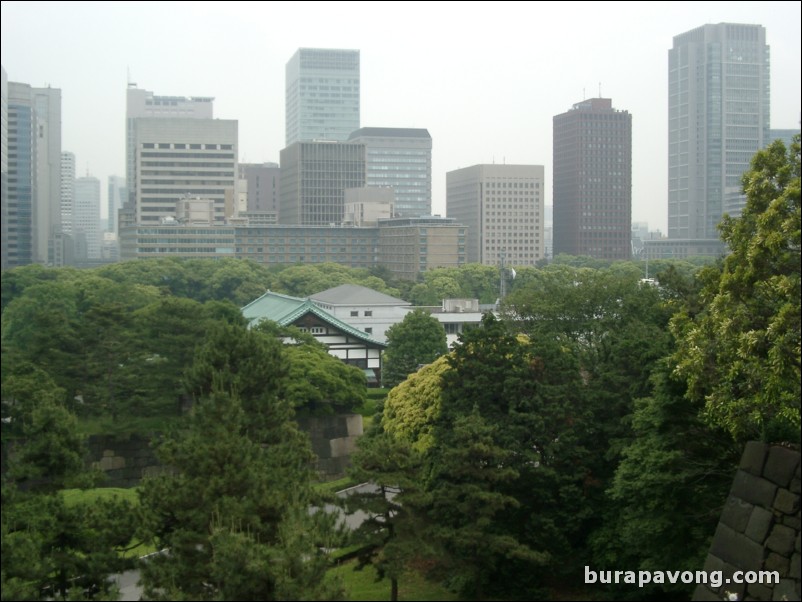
[1,136,799,600]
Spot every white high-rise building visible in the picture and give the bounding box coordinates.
[285,48,360,146]
[446,164,545,267]
[60,151,75,235]
[74,175,100,259]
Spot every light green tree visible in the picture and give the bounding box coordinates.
[672,136,801,442]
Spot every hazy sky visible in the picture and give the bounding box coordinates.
[2,1,800,231]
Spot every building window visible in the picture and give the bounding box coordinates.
[311,326,325,335]
[364,310,373,317]
[350,310,358,317]
[365,327,373,334]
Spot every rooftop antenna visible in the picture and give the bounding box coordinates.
[599,81,602,97]
[583,87,586,100]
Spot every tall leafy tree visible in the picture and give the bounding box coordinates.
[381,309,447,388]
[672,136,801,442]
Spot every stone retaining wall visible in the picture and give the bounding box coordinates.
[693,441,801,601]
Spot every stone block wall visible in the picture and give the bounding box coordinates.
[82,414,364,487]
[693,442,801,601]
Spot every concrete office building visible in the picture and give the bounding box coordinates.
[5,81,61,267]
[239,162,281,219]
[446,164,544,266]
[553,97,632,260]
[285,48,360,145]
[1,67,7,270]
[347,127,432,217]
[377,216,466,280]
[669,23,770,241]
[129,117,237,225]
[279,141,365,226]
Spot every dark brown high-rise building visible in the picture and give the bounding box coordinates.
[553,98,632,260]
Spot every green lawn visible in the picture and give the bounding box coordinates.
[329,559,457,602]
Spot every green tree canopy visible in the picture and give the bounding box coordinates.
[381,309,447,388]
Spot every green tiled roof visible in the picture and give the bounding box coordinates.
[241,290,386,348]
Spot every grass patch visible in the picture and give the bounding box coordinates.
[329,559,457,601]
[61,487,139,507]
[314,475,358,495]
[76,414,182,438]
[61,487,155,558]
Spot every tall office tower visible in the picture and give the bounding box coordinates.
[74,175,101,259]
[107,175,126,234]
[130,118,237,225]
[6,81,61,267]
[2,66,8,271]
[347,128,432,217]
[279,141,365,225]
[60,151,75,235]
[446,164,545,267]
[239,162,281,216]
[285,48,360,146]
[553,97,632,260]
[123,84,214,222]
[669,23,769,240]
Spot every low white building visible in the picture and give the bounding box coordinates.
[309,284,412,344]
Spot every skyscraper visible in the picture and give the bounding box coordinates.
[446,164,545,267]
[347,128,432,217]
[285,48,360,146]
[668,23,770,240]
[553,97,632,260]
[6,80,61,267]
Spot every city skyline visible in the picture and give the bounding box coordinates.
[2,1,800,234]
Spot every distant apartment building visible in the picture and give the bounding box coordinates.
[279,141,365,225]
[347,127,432,217]
[446,164,544,266]
[5,80,61,267]
[669,23,770,240]
[553,97,632,260]
[285,48,360,146]
[377,216,466,280]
